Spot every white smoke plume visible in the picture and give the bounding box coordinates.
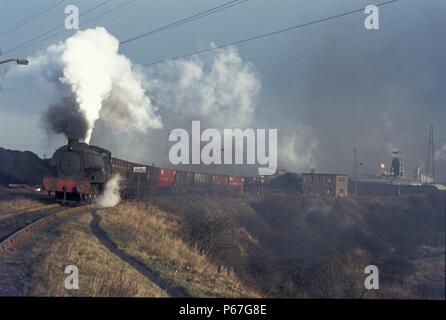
[9,28,317,175]
[279,126,318,172]
[14,27,163,143]
[60,27,162,142]
[97,174,122,208]
[382,114,400,155]
[93,44,264,172]
[385,142,399,154]
[435,144,446,161]
[144,45,261,129]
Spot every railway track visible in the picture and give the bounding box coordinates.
[0,205,94,257]
[0,203,185,297]
[0,204,59,221]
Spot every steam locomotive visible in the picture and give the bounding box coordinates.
[43,138,112,203]
[43,138,262,204]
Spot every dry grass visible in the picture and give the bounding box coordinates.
[15,192,443,299]
[98,203,259,297]
[0,198,45,216]
[29,212,168,297]
[404,246,445,299]
[146,194,445,299]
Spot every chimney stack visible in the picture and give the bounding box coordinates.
[68,137,80,145]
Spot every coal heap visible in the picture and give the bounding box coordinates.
[0,147,56,186]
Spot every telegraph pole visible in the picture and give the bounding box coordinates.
[353,148,364,198]
[353,148,358,197]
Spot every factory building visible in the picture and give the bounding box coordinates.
[302,172,349,198]
[390,153,404,177]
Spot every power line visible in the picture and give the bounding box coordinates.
[0,0,67,39]
[143,0,400,67]
[82,0,138,26]
[0,0,114,57]
[1,0,248,58]
[0,0,247,56]
[76,0,114,17]
[6,0,139,55]
[0,85,48,91]
[120,0,248,45]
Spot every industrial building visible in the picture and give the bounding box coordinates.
[302,172,349,198]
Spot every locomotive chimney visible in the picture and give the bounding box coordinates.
[68,137,80,145]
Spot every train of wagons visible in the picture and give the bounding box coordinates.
[43,138,264,204]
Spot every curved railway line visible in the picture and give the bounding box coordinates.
[0,202,186,297]
[0,204,59,221]
[0,205,94,257]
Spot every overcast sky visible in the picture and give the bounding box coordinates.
[0,0,445,180]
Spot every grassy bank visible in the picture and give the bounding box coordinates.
[28,212,167,297]
[98,203,259,297]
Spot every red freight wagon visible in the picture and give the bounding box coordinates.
[228,176,245,188]
[151,167,176,188]
[212,175,228,186]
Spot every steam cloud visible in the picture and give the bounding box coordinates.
[435,144,446,161]
[13,27,316,175]
[3,2,444,179]
[36,27,163,143]
[144,45,261,129]
[94,45,272,173]
[97,174,122,208]
[279,127,318,171]
[95,44,316,174]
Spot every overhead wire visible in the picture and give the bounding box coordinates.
[142,0,400,67]
[0,0,249,56]
[120,0,248,45]
[4,0,139,54]
[0,0,114,56]
[0,0,67,39]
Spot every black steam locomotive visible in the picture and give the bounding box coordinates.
[43,138,112,203]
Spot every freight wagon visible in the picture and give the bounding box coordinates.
[110,158,245,199]
[43,139,249,204]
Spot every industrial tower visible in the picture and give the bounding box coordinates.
[425,124,435,184]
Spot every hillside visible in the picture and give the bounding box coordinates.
[0,147,55,186]
[22,205,258,297]
[147,193,445,298]
[3,192,444,298]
